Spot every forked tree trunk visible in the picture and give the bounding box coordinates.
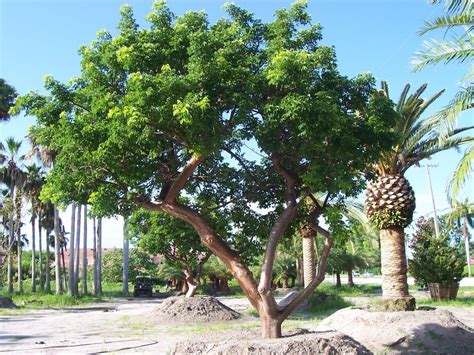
[31,215,36,292]
[380,226,415,310]
[301,224,315,288]
[82,205,88,295]
[261,315,283,339]
[183,268,199,297]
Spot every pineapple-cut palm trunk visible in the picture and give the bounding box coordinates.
[380,226,415,310]
[301,224,315,288]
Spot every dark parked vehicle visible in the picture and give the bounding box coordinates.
[133,276,154,297]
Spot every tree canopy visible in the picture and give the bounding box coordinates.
[14,1,398,338]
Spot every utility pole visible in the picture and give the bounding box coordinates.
[420,164,440,238]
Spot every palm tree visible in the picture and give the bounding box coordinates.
[0,79,17,122]
[0,137,26,293]
[24,164,44,292]
[448,199,473,277]
[365,82,473,310]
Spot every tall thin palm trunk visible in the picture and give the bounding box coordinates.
[123,215,129,295]
[45,228,51,292]
[74,204,81,294]
[68,203,76,296]
[38,216,44,291]
[53,205,63,294]
[16,194,23,293]
[97,217,102,294]
[31,214,36,292]
[463,219,472,277]
[93,217,97,295]
[7,186,14,293]
[82,205,88,294]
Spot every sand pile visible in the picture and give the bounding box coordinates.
[155,296,240,322]
[316,308,474,354]
[172,328,371,355]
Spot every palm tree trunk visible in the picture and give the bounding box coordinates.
[348,269,354,287]
[93,217,97,295]
[31,214,36,292]
[16,194,23,293]
[45,228,51,292]
[464,219,472,277]
[7,186,14,293]
[68,203,76,296]
[380,226,415,310]
[97,217,102,294]
[82,205,88,295]
[53,205,63,294]
[301,224,315,288]
[74,204,81,294]
[122,215,129,295]
[38,218,44,291]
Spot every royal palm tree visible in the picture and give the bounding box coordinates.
[0,137,26,293]
[448,199,473,277]
[365,82,473,310]
[24,164,44,292]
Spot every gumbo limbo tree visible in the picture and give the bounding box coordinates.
[15,2,397,338]
[127,207,261,297]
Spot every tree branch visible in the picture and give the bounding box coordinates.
[164,155,205,203]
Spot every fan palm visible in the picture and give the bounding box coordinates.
[365,82,473,309]
[447,199,473,277]
[0,137,26,293]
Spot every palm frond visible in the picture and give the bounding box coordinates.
[419,14,474,36]
[403,135,474,173]
[434,83,474,141]
[412,36,474,71]
[447,144,474,203]
[396,84,411,113]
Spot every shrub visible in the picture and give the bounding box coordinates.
[409,218,464,287]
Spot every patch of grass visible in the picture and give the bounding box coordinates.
[316,282,381,297]
[0,281,127,309]
[303,293,353,318]
[416,298,474,307]
[165,321,260,334]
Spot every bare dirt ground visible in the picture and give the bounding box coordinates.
[1,296,473,354]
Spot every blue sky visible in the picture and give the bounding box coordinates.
[0,0,472,247]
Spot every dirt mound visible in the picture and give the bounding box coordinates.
[316,308,474,354]
[155,296,240,322]
[172,328,371,354]
[0,297,17,309]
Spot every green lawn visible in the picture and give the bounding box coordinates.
[0,281,127,309]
